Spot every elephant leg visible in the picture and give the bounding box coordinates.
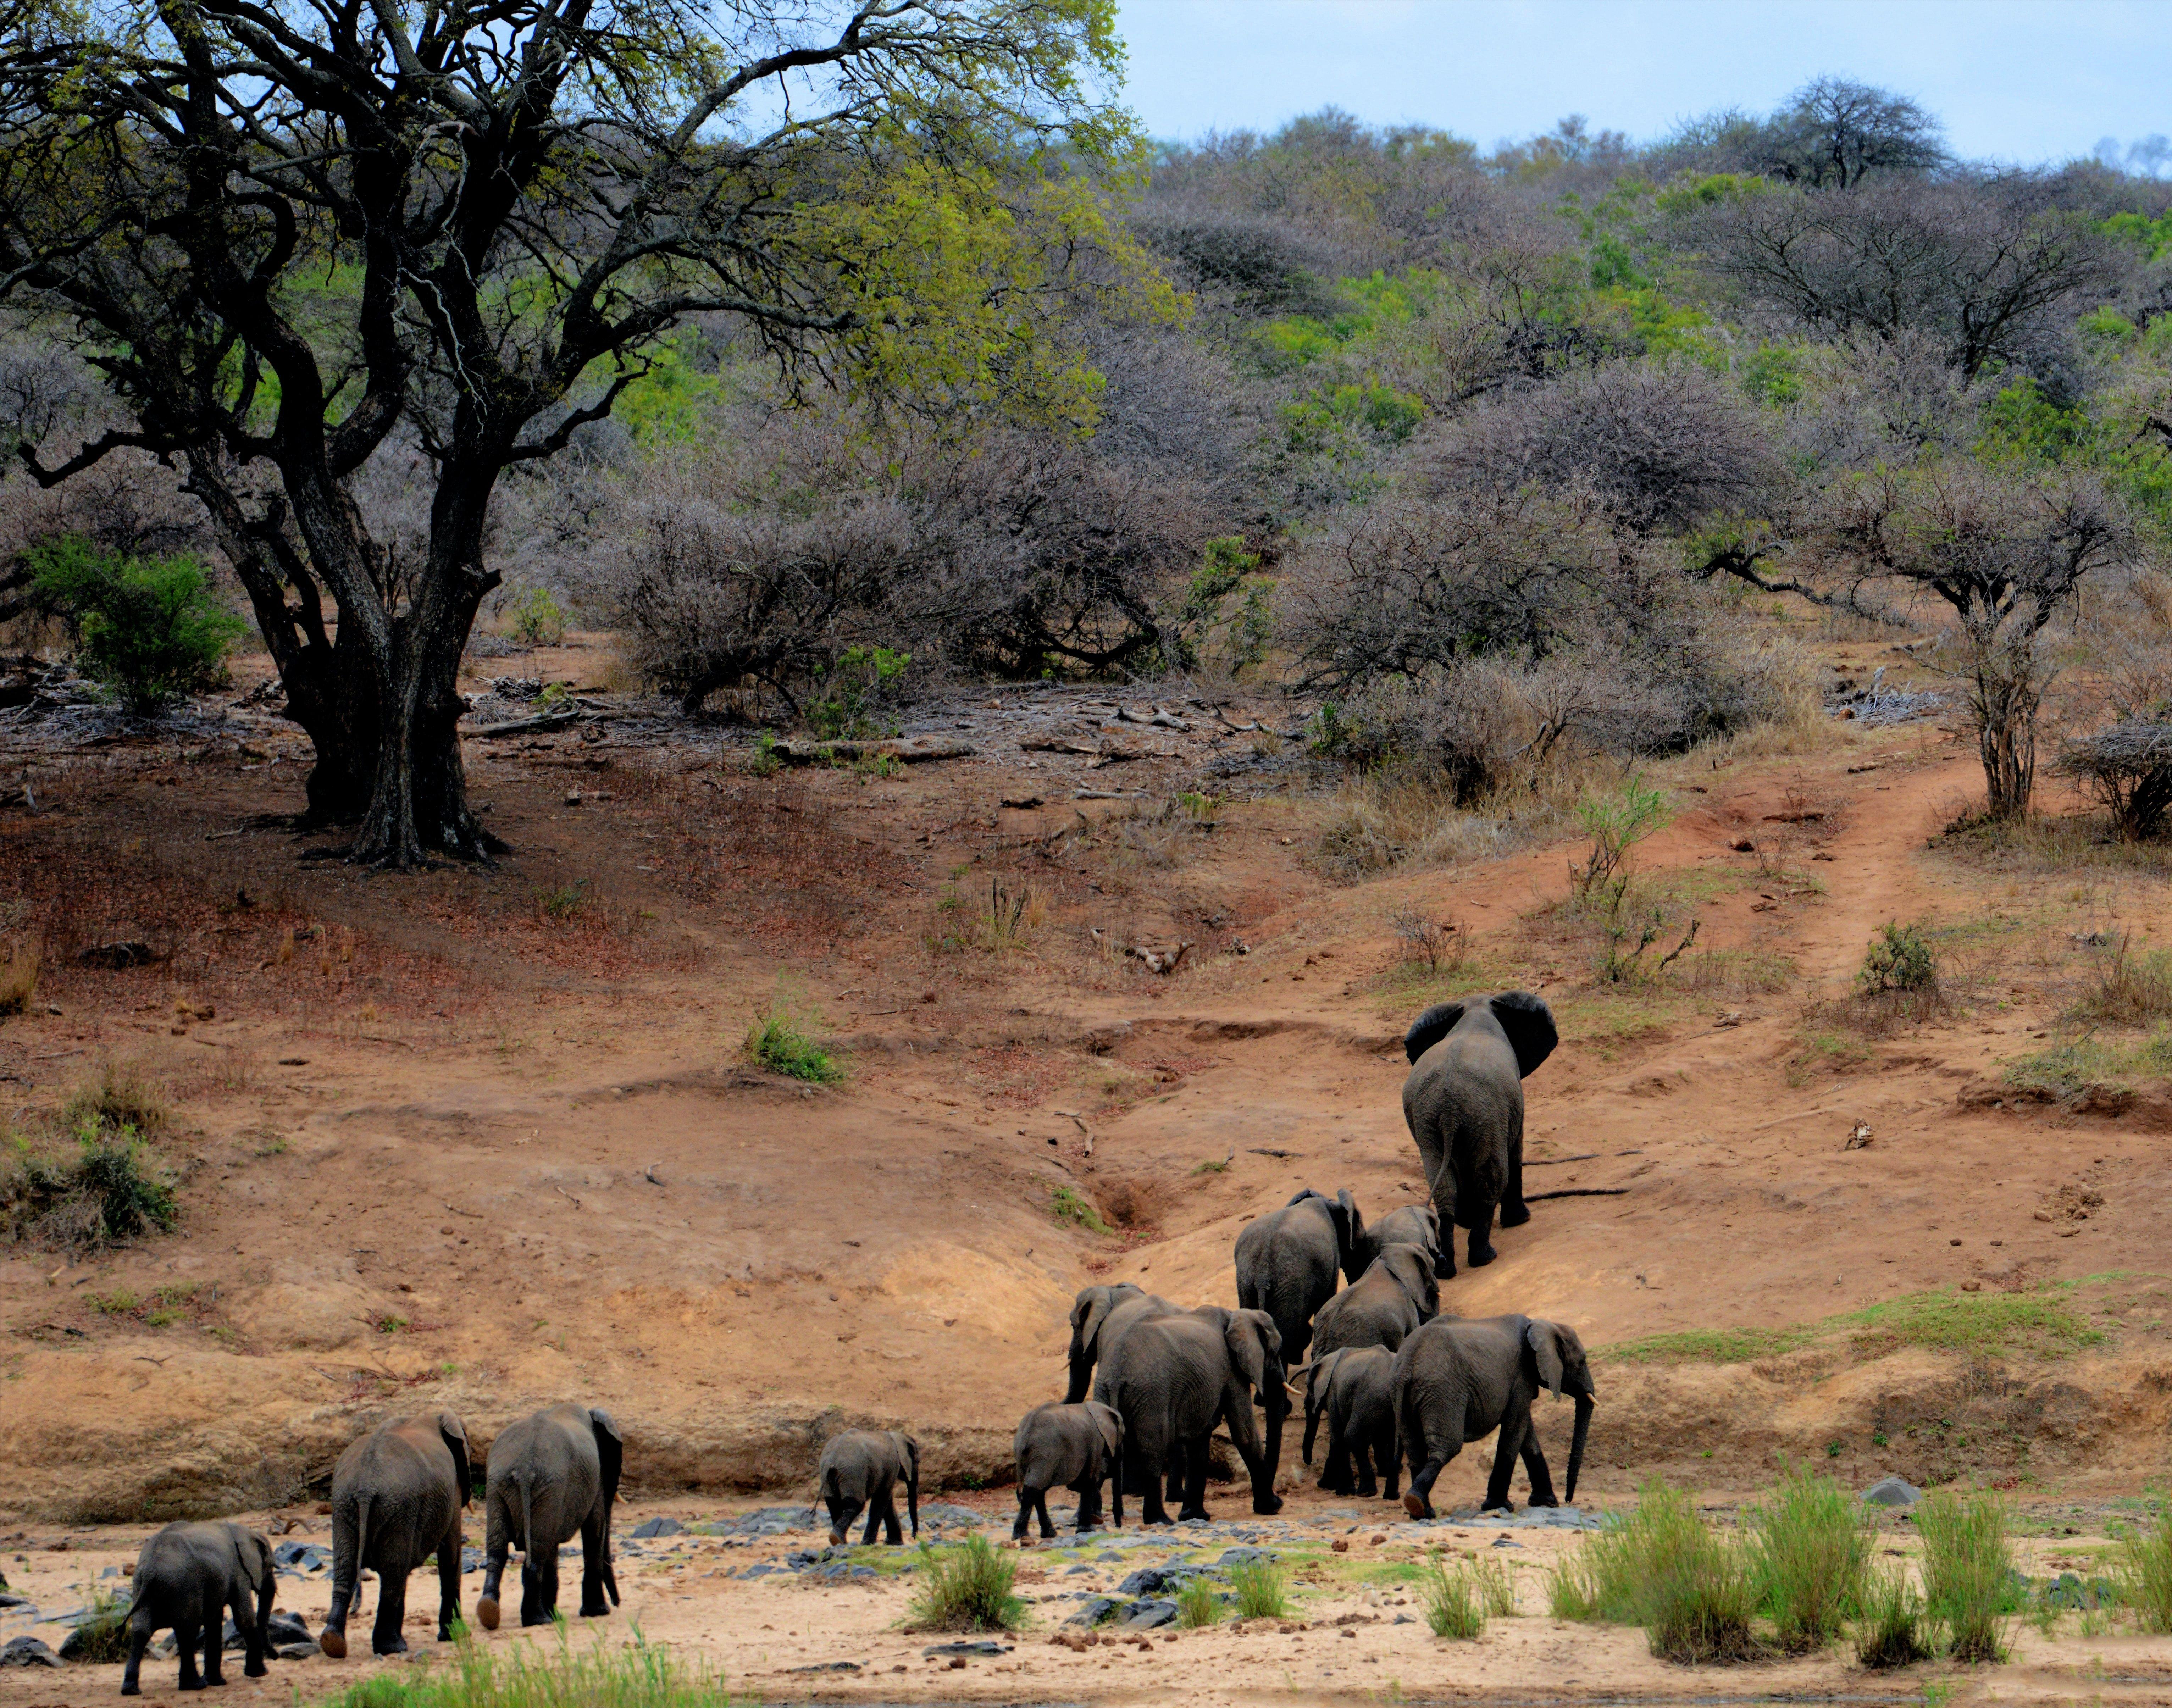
[1164,1438,1186,1508]
[1483,1413,1527,1513]
[1518,1413,1561,1507]
[580,1509,611,1619]
[479,1516,508,1629]
[1321,1416,1350,1494]
[239,1585,268,1680]
[1072,1474,1100,1534]
[1352,1426,1379,1498]
[1500,1119,1530,1227]
[1423,1137,1458,1279]
[438,1524,464,1639]
[523,1539,556,1627]
[1301,1399,1320,1467]
[1136,1447,1172,1527]
[121,1608,152,1696]
[371,1568,410,1656]
[1403,1435,1459,1521]
[1012,1488,1036,1542]
[1467,1200,1498,1269]
[175,1617,204,1691]
[1177,1435,1210,1523]
[200,1591,226,1687]
[884,1493,904,1546]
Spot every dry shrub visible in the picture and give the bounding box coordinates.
[1316,775,1512,880]
[0,932,36,1016]
[2072,932,2172,1025]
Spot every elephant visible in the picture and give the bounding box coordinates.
[1298,1346,1399,1500]
[121,1521,275,1696]
[1095,1305,1286,1526]
[1401,992,1559,1277]
[1359,1202,1443,1272]
[1012,1401,1123,1541]
[1391,1313,1595,1520]
[816,1429,919,1545]
[320,1411,470,1659]
[475,1403,622,1631]
[1064,1282,1148,1403]
[1309,1242,1440,1359]
[1234,1188,1365,1367]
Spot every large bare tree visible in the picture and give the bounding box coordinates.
[0,0,1146,865]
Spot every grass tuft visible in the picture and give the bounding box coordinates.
[66,1584,131,1662]
[1050,1185,1112,1236]
[321,1624,717,1708]
[1227,1557,1289,1620]
[2,1118,179,1250]
[1746,1468,1869,1652]
[1601,1282,2107,1367]
[908,1535,1023,1632]
[1550,1480,1761,1663]
[0,935,38,1018]
[62,1059,170,1134]
[1419,1556,1485,1640]
[1851,1562,1930,1668]
[1917,1488,2015,1663]
[2118,1507,2172,1632]
[1175,1577,1224,1628]
[742,996,842,1085]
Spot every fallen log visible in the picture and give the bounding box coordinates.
[772,734,975,765]
[465,708,581,738]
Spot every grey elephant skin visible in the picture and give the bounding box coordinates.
[1234,1188,1364,1366]
[1300,1346,1399,1500]
[1359,1203,1442,1272]
[817,1429,919,1545]
[1310,1242,1439,1359]
[476,1402,622,1631]
[1401,993,1558,1276]
[1012,1401,1123,1540]
[1096,1305,1286,1526]
[122,1521,274,1696]
[319,1411,471,1658]
[1392,1313,1594,1520]
[1064,1282,1148,1403]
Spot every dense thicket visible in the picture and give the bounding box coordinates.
[8,67,2172,830]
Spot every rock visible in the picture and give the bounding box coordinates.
[738,1563,777,1579]
[1491,1537,1522,1548]
[921,1640,1012,1657]
[268,1612,313,1647]
[789,1660,861,1673]
[917,1502,986,1529]
[1064,1596,1125,1627]
[1861,1476,1922,1508]
[631,1517,683,1538]
[274,1542,331,1571]
[0,1595,30,1610]
[2041,1571,2119,1610]
[1216,1547,1277,1568]
[1120,1598,1179,1629]
[1064,1564,1096,1575]
[1330,1538,1349,1552]
[77,941,158,970]
[0,1636,62,1668]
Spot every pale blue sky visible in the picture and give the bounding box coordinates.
[1112,0,2172,169]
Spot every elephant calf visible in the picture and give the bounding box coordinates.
[1012,1401,1123,1541]
[1393,1314,1594,1520]
[1310,1242,1439,1359]
[817,1429,919,1546]
[122,1521,275,1696]
[477,1402,622,1631]
[1300,1347,1399,1500]
[320,1411,471,1659]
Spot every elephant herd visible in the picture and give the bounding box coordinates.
[114,990,1587,1692]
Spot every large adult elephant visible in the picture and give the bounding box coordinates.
[1391,1313,1594,1520]
[1095,1306,1286,1526]
[319,1412,470,1659]
[475,1403,622,1631]
[1401,993,1558,1277]
[1234,1188,1365,1366]
[1064,1283,1148,1403]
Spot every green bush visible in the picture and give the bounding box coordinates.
[1570,775,1673,901]
[2117,1507,2172,1632]
[1859,921,1937,994]
[808,644,910,741]
[1851,1562,1929,1667]
[507,586,568,648]
[1917,1488,2015,1662]
[1050,1185,1112,1236]
[1550,1480,1760,1662]
[1176,1577,1224,1628]
[26,536,245,713]
[1746,1467,1870,1651]
[63,1584,130,1662]
[1227,1557,1289,1620]
[909,1535,1023,1632]
[2,1118,178,1250]
[743,998,842,1085]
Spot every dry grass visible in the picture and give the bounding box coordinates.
[2071,932,2172,1025]
[0,933,36,1017]
[1937,805,2172,878]
[1314,772,1527,881]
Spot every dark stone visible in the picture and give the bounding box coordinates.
[1491,1537,1522,1548]
[77,941,157,970]
[0,1637,62,1669]
[917,1502,986,1529]
[1064,1564,1096,1576]
[1064,1596,1124,1627]
[739,1564,777,1579]
[274,1542,331,1571]
[268,1612,313,1646]
[1120,1598,1180,1629]
[1215,1547,1277,1569]
[921,1640,1011,1657]
[461,1547,485,1572]
[1861,1476,1922,1508]
[1392,1613,1413,1625]
[1119,1562,1214,1596]
[632,1517,683,1539]
[0,1595,32,1611]
[789,1660,861,1673]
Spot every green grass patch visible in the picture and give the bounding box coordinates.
[1050,1185,1112,1236]
[318,1625,721,1708]
[1228,1557,1290,1619]
[1746,1468,1869,1652]
[2006,1028,2172,1101]
[742,996,843,1086]
[1418,1555,1485,1639]
[1917,1488,2016,1662]
[907,1535,1023,1632]
[1852,1562,1930,1668]
[2116,1507,2172,1632]
[1599,1282,2109,1369]
[1550,1480,1761,1663]
[2,1119,179,1251]
[1175,1577,1224,1628]
[66,1584,130,1662]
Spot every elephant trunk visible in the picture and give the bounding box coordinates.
[906,1464,919,1540]
[1564,1393,1593,1507]
[1064,1352,1092,1407]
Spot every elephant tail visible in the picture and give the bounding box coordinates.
[349,1491,373,1590]
[517,1473,536,1563]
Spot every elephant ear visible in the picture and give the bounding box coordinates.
[1085,1403,1123,1458]
[590,1409,624,1502]
[1304,1349,1345,1419]
[1489,992,1558,1078]
[1526,1319,1566,1401]
[1223,1313,1268,1397]
[1387,1246,1431,1309]
[230,1526,267,1594]
[1333,1190,1364,1270]
[1404,1001,1467,1065]
[436,1412,473,1507]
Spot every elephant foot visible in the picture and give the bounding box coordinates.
[520,1610,554,1629]
[475,1597,500,1631]
[317,1630,347,1660]
[121,1686,141,1698]
[245,1662,268,1679]
[1402,1492,1433,1521]
[1176,1504,1210,1523]
[1252,1493,1283,1516]
[1500,1202,1531,1228]
[372,1637,410,1658]
[827,1530,846,1547]
[1468,1245,1497,1268]
[1479,1498,1514,1514]
[1526,1494,1559,1509]
[1356,1481,1378,1498]
[1433,1255,1456,1281]
[578,1602,610,1619]
[179,1679,205,1693]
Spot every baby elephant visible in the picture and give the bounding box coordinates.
[1300,1347,1399,1500]
[121,1521,275,1696]
[1012,1401,1123,1541]
[817,1429,919,1545]
[477,1403,622,1631]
